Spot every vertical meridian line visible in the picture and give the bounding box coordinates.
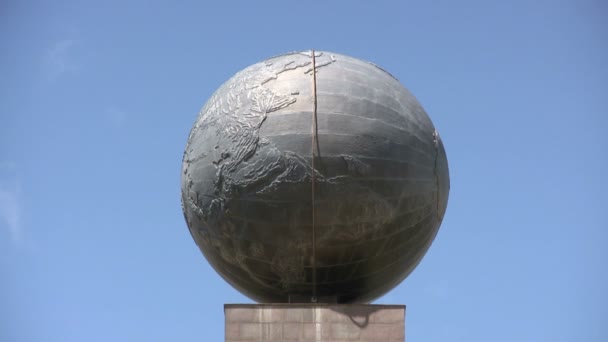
[311,49,318,301]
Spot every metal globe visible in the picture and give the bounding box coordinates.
[181,51,449,303]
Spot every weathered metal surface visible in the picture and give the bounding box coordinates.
[181,51,450,303]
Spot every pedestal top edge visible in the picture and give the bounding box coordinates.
[224,303,406,309]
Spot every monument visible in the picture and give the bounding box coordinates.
[181,50,449,341]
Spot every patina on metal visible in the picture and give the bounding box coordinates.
[181,50,450,303]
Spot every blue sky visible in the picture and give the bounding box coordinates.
[1,1,606,341]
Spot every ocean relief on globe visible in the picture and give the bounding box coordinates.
[181,51,449,303]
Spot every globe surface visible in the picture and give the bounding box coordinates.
[181,51,449,303]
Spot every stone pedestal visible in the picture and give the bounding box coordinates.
[225,304,405,342]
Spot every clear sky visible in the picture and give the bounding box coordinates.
[1,1,606,341]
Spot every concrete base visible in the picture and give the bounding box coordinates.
[225,304,405,342]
